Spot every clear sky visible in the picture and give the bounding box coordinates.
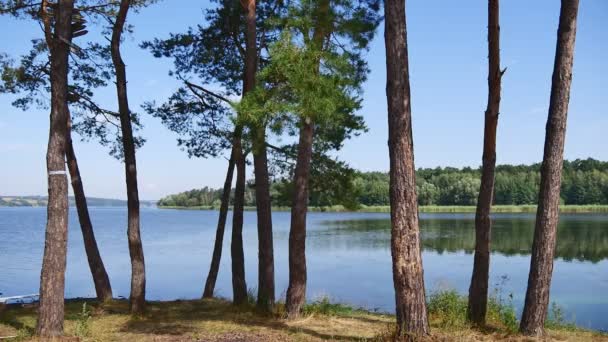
[0,0,606,200]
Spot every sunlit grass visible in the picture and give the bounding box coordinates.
[2,295,606,341]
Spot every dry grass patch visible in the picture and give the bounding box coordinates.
[0,298,606,341]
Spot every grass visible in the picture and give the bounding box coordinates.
[160,204,608,213]
[427,290,519,333]
[1,294,606,341]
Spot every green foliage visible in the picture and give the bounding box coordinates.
[246,288,257,308]
[427,290,469,329]
[142,0,286,158]
[157,187,224,207]
[488,296,518,333]
[74,302,92,338]
[239,30,364,135]
[427,287,518,333]
[487,275,518,332]
[351,158,608,207]
[0,1,147,159]
[301,296,356,316]
[158,158,608,209]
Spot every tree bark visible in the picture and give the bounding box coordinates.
[252,127,275,310]
[202,147,235,299]
[467,0,502,325]
[36,0,73,337]
[241,0,275,311]
[286,120,314,318]
[66,119,113,302]
[231,132,247,305]
[111,0,146,314]
[384,0,430,339]
[285,0,328,318]
[520,0,579,336]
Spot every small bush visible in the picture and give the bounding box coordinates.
[427,290,469,329]
[302,296,355,316]
[74,302,92,338]
[487,276,518,332]
[427,284,519,333]
[487,294,517,332]
[246,287,257,307]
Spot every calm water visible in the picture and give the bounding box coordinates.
[1,207,607,330]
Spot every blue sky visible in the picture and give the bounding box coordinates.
[0,0,606,200]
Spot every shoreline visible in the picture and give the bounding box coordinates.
[1,296,605,341]
[157,204,608,214]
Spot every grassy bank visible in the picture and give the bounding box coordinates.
[159,204,608,213]
[1,293,605,341]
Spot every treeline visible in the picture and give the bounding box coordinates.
[0,196,158,208]
[158,158,608,208]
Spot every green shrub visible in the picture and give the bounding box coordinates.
[487,276,518,332]
[302,296,355,316]
[74,302,92,338]
[427,290,469,329]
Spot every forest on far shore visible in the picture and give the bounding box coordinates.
[158,158,608,209]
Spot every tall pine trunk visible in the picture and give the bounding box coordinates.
[285,0,328,318]
[252,129,275,310]
[241,0,275,310]
[203,146,235,298]
[111,0,146,314]
[384,0,430,338]
[286,120,314,317]
[467,0,502,325]
[231,132,247,305]
[520,0,579,336]
[37,0,73,337]
[66,120,113,302]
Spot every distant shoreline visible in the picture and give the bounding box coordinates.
[158,204,608,214]
[0,196,157,208]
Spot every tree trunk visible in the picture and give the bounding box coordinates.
[66,120,113,302]
[241,0,275,311]
[111,0,146,314]
[520,0,579,336]
[384,0,430,339]
[286,120,314,318]
[467,0,502,325]
[252,129,275,310]
[36,0,74,337]
[202,147,235,298]
[231,132,247,305]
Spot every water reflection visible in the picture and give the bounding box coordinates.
[315,214,608,263]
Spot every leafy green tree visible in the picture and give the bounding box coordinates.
[142,0,286,305]
[236,0,380,316]
[417,180,439,206]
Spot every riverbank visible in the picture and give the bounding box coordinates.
[1,294,605,341]
[158,204,608,213]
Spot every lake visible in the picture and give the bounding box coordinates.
[0,207,607,331]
